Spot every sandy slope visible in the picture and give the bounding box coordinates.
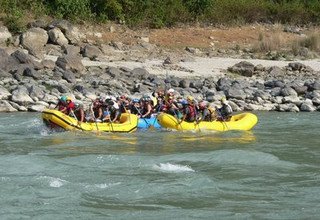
[45,55,320,78]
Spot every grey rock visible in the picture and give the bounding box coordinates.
[82,45,103,60]
[41,59,56,69]
[0,68,11,79]
[62,44,81,55]
[56,84,71,93]
[225,88,247,100]
[228,61,255,77]
[282,96,302,105]
[267,66,284,76]
[11,85,34,105]
[50,20,83,44]
[131,68,149,80]
[190,80,203,89]
[48,27,69,46]
[270,87,282,97]
[28,104,46,112]
[254,90,271,100]
[300,99,316,112]
[288,62,307,71]
[62,70,76,83]
[0,100,17,112]
[56,55,84,74]
[0,85,11,100]
[277,103,300,112]
[23,67,41,80]
[11,50,43,70]
[106,66,122,78]
[0,26,12,45]
[274,80,285,88]
[28,85,45,99]
[308,81,320,91]
[169,78,179,87]
[179,79,190,88]
[280,86,298,97]
[21,27,48,58]
[312,97,320,106]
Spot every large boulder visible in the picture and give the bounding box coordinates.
[300,99,316,112]
[56,54,84,74]
[62,70,76,83]
[0,26,12,45]
[50,20,83,45]
[225,88,247,100]
[228,61,255,77]
[10,85,34,105]
[0,100,17,112]
[0,48,20,72]
[280,86,298,97]
[130,68,149,80]
[11,50,43,70]
[48,27,69,46]
[0,85,11,100]
[82,45,103,60]
[277,103,300,112]
[28,85,45,99]
[267,66,284,76]
[20,28,48,58]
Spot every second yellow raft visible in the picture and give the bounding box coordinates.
[157,112,258,132]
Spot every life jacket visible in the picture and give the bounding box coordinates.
[185,105,196,122]
[66,102,75,115]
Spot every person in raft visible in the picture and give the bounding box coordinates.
[73,102,86,123]
[58,96,75,115]
[55,96,67,111]
[179,96,197,123]
[217,97,233,121]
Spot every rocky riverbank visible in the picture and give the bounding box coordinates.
[0,20,320,113]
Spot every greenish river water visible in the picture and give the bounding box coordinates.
[0,112,319,219]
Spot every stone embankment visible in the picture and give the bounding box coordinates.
[0,20,319,112]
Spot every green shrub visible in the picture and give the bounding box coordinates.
[45,0,92,21]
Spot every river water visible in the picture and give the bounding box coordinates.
[0,112,319,219]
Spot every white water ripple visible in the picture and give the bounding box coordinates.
[153,163,195,173]
[38,176,68,188]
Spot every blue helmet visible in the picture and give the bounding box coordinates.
[132,98,139,103]
[180,100,188,105]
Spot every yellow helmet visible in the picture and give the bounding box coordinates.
[187,95,194,101]
[221,97,228,104]
[66,96,72,101]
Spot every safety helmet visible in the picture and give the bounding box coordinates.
[132,98,139,103]
[187,95,194,101]
[181,100,188,105]
[60,95,67,102]
[66,96,72,101]
[74,102,80,109]
[199,101,207,109]
[168,88,174,93]
[221,97,228,104]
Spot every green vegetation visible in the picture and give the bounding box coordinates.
[1,0,320,32]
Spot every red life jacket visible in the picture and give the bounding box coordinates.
[186,105,196,121]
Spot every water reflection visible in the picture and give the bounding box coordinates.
[35,129,256,157]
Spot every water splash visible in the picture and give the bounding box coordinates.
[38,176,68,188]
[153,163,195,173]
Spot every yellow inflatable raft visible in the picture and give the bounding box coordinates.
[157,112,258,132]
[42,109,138,133]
